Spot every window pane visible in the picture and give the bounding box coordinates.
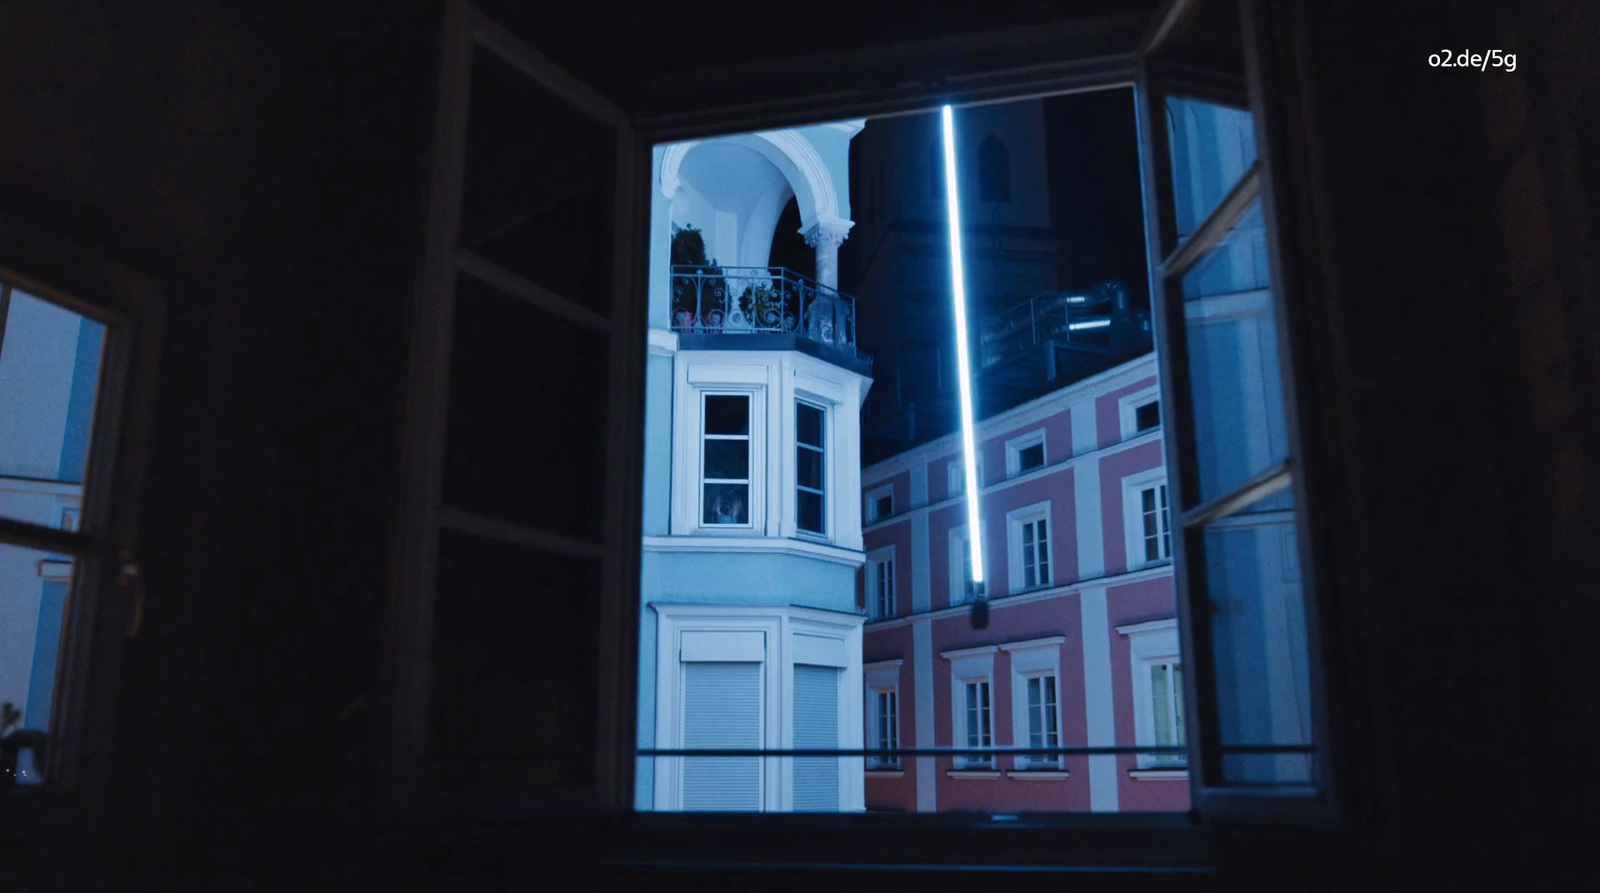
[874,495,892,519]
[704,395,749,435]
[703,439,749,481]
[1166,96,1258,244]
[1199,486,1313,785]
[428,531,599,790]
[1018,442,1044,471]
[796,402,824,447]
[797,490,824,534]
[796,447,823,491]
[0,289,107,527]
[0,542,74,785]
[1180,200,1290,505]
[444,273,608,539]
[1135,400,1160,432]
[460,49,615,318]
[703,483,749,525]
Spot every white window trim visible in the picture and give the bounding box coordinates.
[864,482,894,525]
[700,390,758,530]
[1117,384,1161,440]
[865,659,903,770]
[1004,428,1047,478]
[1006,501,1053,596]
[948,521,987,607]
[794,396,832,540]
[866,546,896,620]
[1116,618,1186,771]
[654,604,865,812]
[1121,467,1171,571]
[941,645,997,770]
[947,454,982,499]
[1001,636,1066,771]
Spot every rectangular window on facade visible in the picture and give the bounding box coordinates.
[796,401,826,535]
[948,455,981,499]
[1022,674,1061,770]
[1134,400,1160,433]
[1007,504,1052,593]
[681,661,764,810]
[950,527,978,605]
[1148,661,1185,767]
[868,549,896,619]
[958,680,993,769]
[1005,430,1046,478]
[702,394,751,525]
[865,484,893,524]
[869,688,899,770]
[1141,484,1171,563]
[793,664,841,811]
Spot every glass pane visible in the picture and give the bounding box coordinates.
[703,439,748,481]
[460,49,615,317]
[0,542,73,786]
[0,288,107,527]
[427,531,599,790]
[443,273,609,539]
[704,395,749,435]
[1199,485,1314,785]
[1180,200,1290,504]
[703,483,749,525]
[797,490,824,534]
[796,402,823,447]
[1166,96,1258,243]
[1135,400,1160,431]
[1019,443,1044,470]
[796,447,823,491]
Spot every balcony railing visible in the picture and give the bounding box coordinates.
[979,287,1117,371]
[670,265,861,358]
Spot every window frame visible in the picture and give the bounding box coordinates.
[1121,468,1172,570]
[0,209,167,804]
[793,398,829,538]
[863,483,893,525]
[701,391,756,529]
[1004,428,1047,478]
[863,659,903,773]
[947,454,981,499]
[943,644,998,773]
[866,546,896,620]
[1001,637,1067,773]
[1117,385,1162,439]
[1006,501,1053,595]
[1118,619,1187,771]
[947,521,986,607]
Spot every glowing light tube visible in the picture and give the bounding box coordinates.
[941,105,985,587]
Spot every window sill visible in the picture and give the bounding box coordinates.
[946,769,1001,779]
[1129,768,1189,780]
[864,769,905,778]
[1005,769,1070,780]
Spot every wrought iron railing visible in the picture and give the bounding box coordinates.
[670,265,860,357]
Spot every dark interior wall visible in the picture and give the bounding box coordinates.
[0,1,439,877]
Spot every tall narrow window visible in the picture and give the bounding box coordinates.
[868,548,896,619]
[960,680,993,769]
[702,394,751,525]
[1008,505,1052,593]
[795,401,826,535]
[869,688,899,770]
[1149,661,1186,767]
[1023,675,1061,771]
[1141,484,1171,563]
[977,135,1011,202]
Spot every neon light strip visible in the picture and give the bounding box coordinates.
[941,105,985,585]
[1068,319,1112,331]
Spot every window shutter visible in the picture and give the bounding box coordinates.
[793,664,840,811]
[682,662,762,810]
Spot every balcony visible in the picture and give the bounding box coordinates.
[670,266,870,371]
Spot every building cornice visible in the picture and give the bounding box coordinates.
[643,534,866,567]
[866,562,1173,630]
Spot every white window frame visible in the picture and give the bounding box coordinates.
[1121,468,1172,570]
[1004,428,1047,478]
[701,390,756,529]
[864,659,903,772]
[948,522,986,606]
[794,397,830,538]
[1006,501,1053,595]
[942,645,997,772]
[866,546,896,620]
[1117,384,1162,440]
[1001,637,1067,772]
[947,454,981,499]
[1117,619,1187,772]
[864,482,894,525]
[653,604,866,812]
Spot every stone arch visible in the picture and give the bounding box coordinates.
[660,129,843,233]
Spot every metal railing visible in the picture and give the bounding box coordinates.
[979,287,1116,371]
[670,265,860,357]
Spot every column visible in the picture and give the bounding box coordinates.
[802,217,853,345]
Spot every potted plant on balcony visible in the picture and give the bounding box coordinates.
[669,224,727,332]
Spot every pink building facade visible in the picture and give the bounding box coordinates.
[858,353,1188,813]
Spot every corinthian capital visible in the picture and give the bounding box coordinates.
[802,216,854,250]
